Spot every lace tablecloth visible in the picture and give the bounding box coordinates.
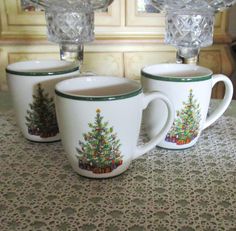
[0,111,236,231]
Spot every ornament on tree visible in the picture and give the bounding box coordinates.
[165,89,201,145]
[25,83,59,138]
[76,109,123,174]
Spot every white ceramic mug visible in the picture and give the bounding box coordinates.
[141,64,234,149]
[6,59,80,142]
[55,76,174,178]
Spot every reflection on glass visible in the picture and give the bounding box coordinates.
[95,8,109,13]
[21,0,44,11]
[137,0,160,13]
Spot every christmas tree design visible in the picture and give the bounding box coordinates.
[76,109,123,174]
[25,83,59,138]
[165,89,201,145]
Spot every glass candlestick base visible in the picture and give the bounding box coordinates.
[29,0,114,64]
[60,44,84,68]
[151,0,236,63]
[45,2,94,45]
[165,9,214,64]
[165,10,214,49]
[176,48,199,64]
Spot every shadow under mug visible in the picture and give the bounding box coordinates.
[55,76,175,178]
[6,59,80,142]
[141,64,234,149]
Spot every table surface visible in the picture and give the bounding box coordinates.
[0,91,236,231]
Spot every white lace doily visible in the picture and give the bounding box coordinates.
[0,111,236,231]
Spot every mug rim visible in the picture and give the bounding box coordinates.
[6,59,79,76]
[141,64,213,82]
[55,76,143,101]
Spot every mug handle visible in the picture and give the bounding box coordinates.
[133,92,175,159]
[203,74,234,130]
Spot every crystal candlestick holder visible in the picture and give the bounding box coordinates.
[151,0,236,64]
[30,0,114,69]
[44,0,94,67]
[166,9,214,64]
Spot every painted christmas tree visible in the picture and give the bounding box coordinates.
[25,83,59,138]
[76,109,123,174]
[165,89,201,145]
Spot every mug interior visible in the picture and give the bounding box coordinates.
[55,76,142,101]
[6,59,79,76]
[142,64,212,82]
